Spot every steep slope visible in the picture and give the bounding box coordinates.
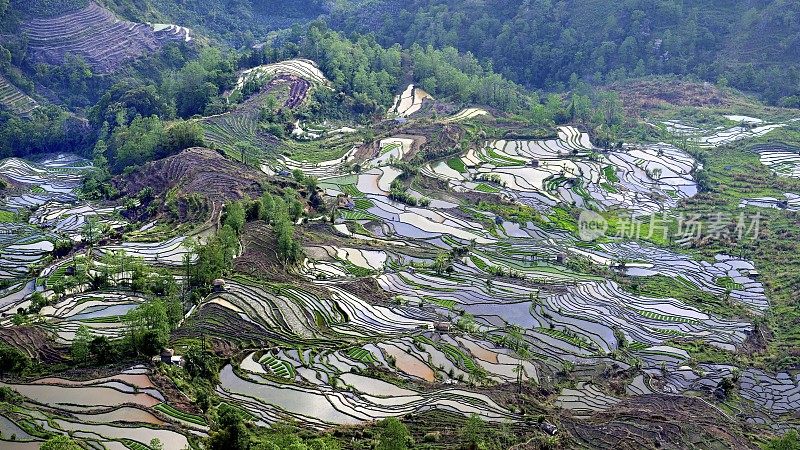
[0,75,37,114]
[21,1,190,74]
[113,147,265,203]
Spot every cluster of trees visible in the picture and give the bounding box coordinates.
[206,411,499,450]
[9,0,89,17]
[764,430,800,450]
[34,55,94,107]
[240,23,535,113]
[0,106,92,158]
[9,247,185,363]
[299,25,403,114]
[170,47,237,117]
[189,202,244,293]
[257,95,294,138]
[129,0,800,105]
[123,297,182,356]
[48,250,182,300]
[292,169,323,210]
[0,41,230,165]
[296,23,536,112]
[256,190,305,266]
[89,79,175,128]
[81,45,236,123]
[67,295,183,363]
[97,116,204,173]
[409,44,528,111]
[81,48,236,174]
[189,189,307,280]
[0,342,30,377]
[101,0,327,47]
[1,9,634,169]
[388,178,430,207]
[57,252,185,360]
[188,189,304,292]
[329,0,800,105]
[208,406,341,450]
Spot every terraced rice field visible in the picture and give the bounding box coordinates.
[300,245,387,278]
[233,59,330,92]
[36,292,147,343]
[22,1,190,73]
[292,117,800,429]
[257,208,773,424]
[95,236,195,267]
[1,102,794,440]
[205,68,343,165]
[662,116,797,149]
[151,23,191,42]
[218,357,515,428]
[0,152,217,444]
[752,143,800,178]
[0,367,197,448]
[30,202,126,241]
[555,382,621,416]
[0,154,99,279]
[0,75,37,114]
[739,192,800,211]
[0,229,56,279]
[422,126,699,214]
[389,84,434,117]
[441,108,489,123]
[202,113,276,160]
[282,145,359,177]
[369,137,415,168]
[0,154,91,211]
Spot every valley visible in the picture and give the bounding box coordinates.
[0,1,799,449]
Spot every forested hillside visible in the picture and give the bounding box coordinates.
[81,0,799,106]
[327,0,800,105]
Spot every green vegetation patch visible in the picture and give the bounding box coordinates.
[486,147,525,166]
[600,182,618,193]
[259,354,296,379]
[346,347,376,364]
[353,198,374,209]
[154,403,207,426]
[439,342,480,373]
[340,209,376,221]
[446,157,467,173]
[340,184,363,197]
[632,308,700,325]
[603,165,620,182]
[424,295,456,310]
[0,210,17,223]
[715,276,743,291]
[475,183,500,193]
[121,439,150,450]
[618,275,747,319]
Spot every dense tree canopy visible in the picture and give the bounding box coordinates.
[329,0,800,105]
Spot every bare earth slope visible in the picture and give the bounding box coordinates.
[113,147,265,202]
